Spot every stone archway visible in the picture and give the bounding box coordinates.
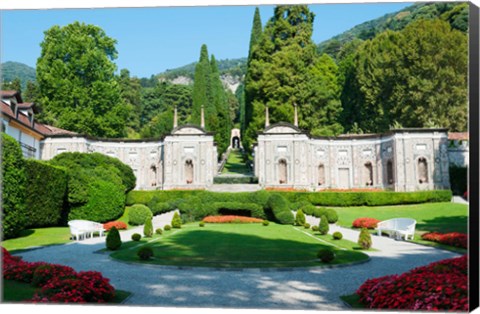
[229,128,242,149]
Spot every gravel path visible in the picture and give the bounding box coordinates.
[13,212,460,310]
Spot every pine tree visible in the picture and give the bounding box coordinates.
[295,209,306,226]
[357,228,372,250]
[192,44,214,126]
[106,226,122,250]
[243,5,343,153]
[210,55,231,154]
[171,212,182,228]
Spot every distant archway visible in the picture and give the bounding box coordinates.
[232,136,240,149]
[185,159,193,184]
[278,159,287,184]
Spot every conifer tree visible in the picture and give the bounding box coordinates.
[242,7,263,140]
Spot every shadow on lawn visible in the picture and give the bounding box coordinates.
[416,215,468,233]
[138,244,461,310]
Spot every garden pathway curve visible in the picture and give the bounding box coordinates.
[14,212,460,311]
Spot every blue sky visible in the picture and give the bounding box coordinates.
[1,2,413,78]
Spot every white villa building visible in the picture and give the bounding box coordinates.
[2,90,464,191]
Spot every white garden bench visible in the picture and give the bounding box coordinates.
[68,220,106,241]
[375,218,416,241]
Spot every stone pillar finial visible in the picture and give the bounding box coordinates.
[265,104,270,128]
[294,103,298,127]
[201,105,205,128]
[173,105,178,128]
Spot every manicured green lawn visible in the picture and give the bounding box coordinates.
[334,202,468,234]
[110,223,369,268]
[1,227,71,252]
[2,280,131,304]
[221,149,251,175]
[332,202,468,252]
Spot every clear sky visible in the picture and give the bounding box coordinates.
[1,2,413,78]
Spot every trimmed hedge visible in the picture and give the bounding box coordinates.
[127,190,452,209]
[68,180,125,222]
[266,194,294,225]
[24,159,68,227]
[213,176,259,184]
[49,152,134,222]
[1,133,27,239]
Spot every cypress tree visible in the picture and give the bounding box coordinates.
[242,7,263,141]
[192,44,214,126]
[210,55,231,154]
[143,217,153,237]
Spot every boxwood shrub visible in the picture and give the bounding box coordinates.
[128,204,153,226]
[266,194,294,225]
[49,152,135,223]
[24,159,68,227]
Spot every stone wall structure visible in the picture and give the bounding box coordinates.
[254,122,450,192]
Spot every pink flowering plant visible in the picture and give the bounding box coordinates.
[356,255,468,311]
[2,247,115,303]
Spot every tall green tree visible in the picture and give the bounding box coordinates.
[350,19,467,132]
[118,69,142,138]
[36,22,129,137]
[242,7,263,138]
[210,55,231,154]
[244,5,343,151]
[192,44,214,126]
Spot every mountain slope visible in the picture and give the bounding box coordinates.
[317,2,468,58]
[1,61,36,89]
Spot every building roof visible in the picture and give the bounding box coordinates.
[1,98,76,137]
[448,132,469,141]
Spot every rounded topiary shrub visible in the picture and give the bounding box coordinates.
[143,218,153,237]
[358,228,372,250]
[304,223,311,229]
[199,221,205,227]
[106,226,122,250]
[325,208,339,224]
[262,220,269,226]
[155,228,163,235]
[164,224,172,231]
[137,247,154,260]
[128,204,153,226]
[312,225,319,232]
[171,212,182,229]
[319,215,329,235]
[333,231,343,240]
[295,209,306,226]
[131,233,141,241]
[317,249,336,263]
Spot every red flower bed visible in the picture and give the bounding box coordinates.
[422,232,467,249]
[32,271,115,303]
[322,188,383,192]
[2,247,115,303]
[356,255,468,311]
[352,217,381,229]
[103,221,128,232]
[202,215,263,223]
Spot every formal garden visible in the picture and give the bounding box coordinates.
[1,133,469,310]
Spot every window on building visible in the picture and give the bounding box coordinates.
[418,157,428,183]
[387,160,394,184]
[185,159,194,184]
[364,162,373,186]
[318,164,325,186]
[278,159,287,184]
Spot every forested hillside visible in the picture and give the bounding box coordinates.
[317,2,468,59]
[3,2,468,159]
